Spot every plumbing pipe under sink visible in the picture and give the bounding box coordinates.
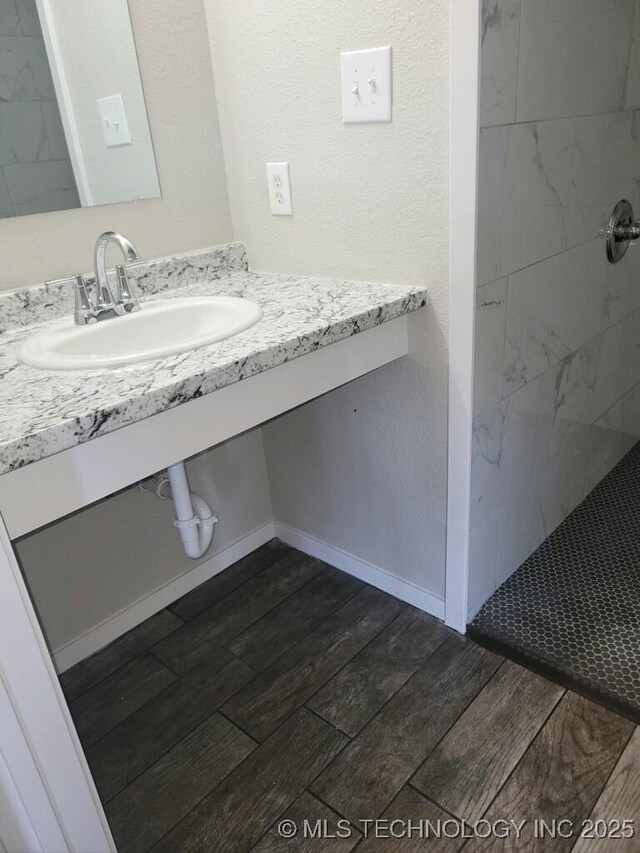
[166,461,218,559]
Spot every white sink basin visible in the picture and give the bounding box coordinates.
[18,296,263,370]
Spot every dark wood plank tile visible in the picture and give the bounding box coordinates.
[59,609,182,701]
[151,551,323,675]
[106,712,256,853]
[222,586,403,741]
[311,636,502,824]
[307,607,449,736]
[169,540,291,622]
[69,654,176,747]
[151,708,348,853]
[252,791,361,852]
[357,786,462,853]
[226,566,363,671]
[463,692,634,852]
[86,656,254,802]
[412,660,564,821]
[572,726,640,853]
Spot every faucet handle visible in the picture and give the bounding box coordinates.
[73,274,96,325]
[115,264,140,314]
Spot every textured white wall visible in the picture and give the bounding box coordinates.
[206,0,450,596]
[0,0,232,289]
[47,0,160,205]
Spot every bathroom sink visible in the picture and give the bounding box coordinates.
[18,296,263,370]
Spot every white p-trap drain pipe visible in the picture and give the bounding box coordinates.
[166,461,218,559]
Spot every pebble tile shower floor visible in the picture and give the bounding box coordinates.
[470,440,640,722]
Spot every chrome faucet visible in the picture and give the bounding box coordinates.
[73,231,141,324]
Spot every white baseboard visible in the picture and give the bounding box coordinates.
[274,522,445,620]
[54,518,446,672]
[53,521,277,673]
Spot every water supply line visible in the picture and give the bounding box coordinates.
[165,461,217,559]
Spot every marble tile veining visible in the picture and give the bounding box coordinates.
[0,33,55,101]
[480,0,521,128]
[503,240,611,396]
[0,242,427,476]
[474,278,507,414]
[516,0,634,122]
[477,114,611,286]
[626,2,640,110]
[3,159,79,216]
[471,305,640,531]
[0,101,49,165]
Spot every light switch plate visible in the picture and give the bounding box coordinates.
[341,47,392,123]
[97,94,132,148]
[266,162,293,215]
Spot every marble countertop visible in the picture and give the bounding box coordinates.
[0,243,427,477]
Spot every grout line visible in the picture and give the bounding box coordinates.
[218,590,404,746]
[404,782,462,822]
[133,729,259,853]
[454,689,567,853]
[147,645,182,677]
[304,634,467,824]
[301,606,406,707]
[476,255,640,419]
[59,609,187,703]
[211,560,327,652]
[309,787,356,824]
[302,702,354,739]
[167,542,293,622]
[304,630,452,740]
[145,553,320,674]
[303,704,354,741]
[469,609,640,726]
[480,104,639,131]
[62,547,289,700]
[568,723,638,853]
[217,706,263,745]
[495,303,640,416]
[621,0,638,113]
[512,0,523,124]
[98,658,258,805]
[477,231,601,293]
[246,792,311,852]
[406,657,510,805]
[218,566,364,670]
[74,655,179,751]
[65,644,176,710]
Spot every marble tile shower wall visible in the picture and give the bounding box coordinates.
[0,0,79,217]
[470,0,640,616]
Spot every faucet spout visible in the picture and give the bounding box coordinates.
[91,231,141,319]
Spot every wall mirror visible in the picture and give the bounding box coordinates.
[0,0,161,219]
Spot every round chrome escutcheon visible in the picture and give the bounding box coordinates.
[607,199,635,264]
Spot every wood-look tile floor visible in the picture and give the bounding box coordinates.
[60,540,640,852]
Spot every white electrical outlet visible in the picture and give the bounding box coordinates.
[266,162,293,215]
[341,47,392,123]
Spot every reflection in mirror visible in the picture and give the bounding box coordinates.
[0,0,160,219]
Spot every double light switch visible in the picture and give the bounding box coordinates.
[340,46,392,123]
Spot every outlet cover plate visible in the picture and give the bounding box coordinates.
[266,162,293,215]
